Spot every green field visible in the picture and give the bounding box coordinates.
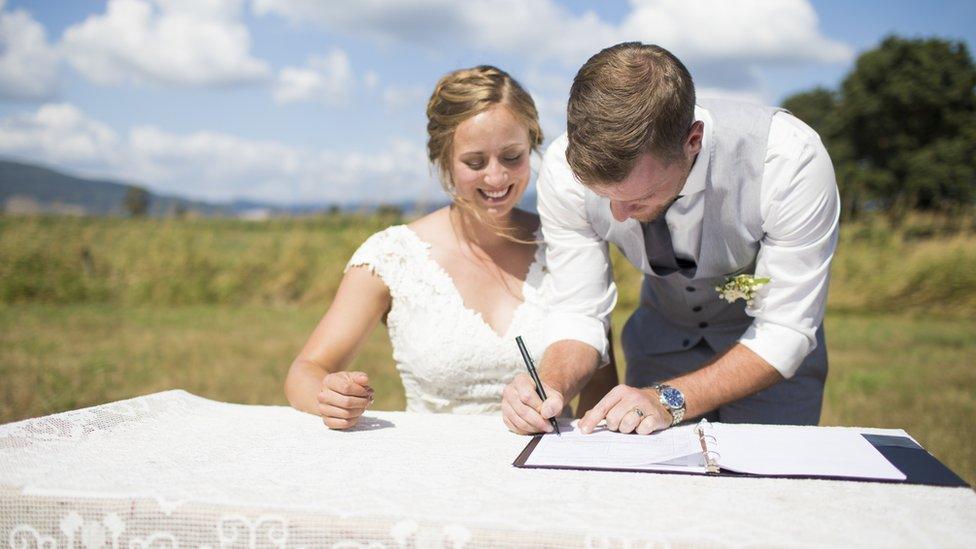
[1,213,974,485]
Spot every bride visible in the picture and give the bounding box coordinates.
[284,65,615,430]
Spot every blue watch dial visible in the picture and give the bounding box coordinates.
[662,387,684,409]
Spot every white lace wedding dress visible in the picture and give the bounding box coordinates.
[345,225,550,414]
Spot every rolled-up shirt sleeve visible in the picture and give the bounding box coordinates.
[537,134,617,366]
[739,114,840,378]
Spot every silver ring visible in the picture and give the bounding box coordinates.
[631,407,645,418]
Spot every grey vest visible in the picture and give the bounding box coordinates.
[584,99,826,364]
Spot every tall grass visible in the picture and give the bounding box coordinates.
[3,212,974,315]
[0,214,401,306]
[828,213,976,316]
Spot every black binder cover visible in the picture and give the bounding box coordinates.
[862,434,968,488]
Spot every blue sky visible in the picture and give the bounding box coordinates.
[0,0,973,206]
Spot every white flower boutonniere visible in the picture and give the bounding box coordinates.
[716,274,770,307]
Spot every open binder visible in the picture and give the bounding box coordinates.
[513,419,968,487]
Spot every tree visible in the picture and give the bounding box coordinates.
[903,124,976,212]
[781,87,837,137]
[834,36,976,215]
[375,204,402,219]
[782,36,976,220]
[124,186,150,217]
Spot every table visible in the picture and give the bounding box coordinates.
[2,390,974,547]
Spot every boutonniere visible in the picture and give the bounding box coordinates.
[716,274,770,307]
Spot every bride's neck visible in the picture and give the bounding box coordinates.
[449,205,520,252]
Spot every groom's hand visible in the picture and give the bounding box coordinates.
[579,385,670,435]
[318,371,374,430]
[501,373,563,435]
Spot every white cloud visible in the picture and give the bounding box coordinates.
[0,103,120,165]
[382,85,428,113]
[126,126,433,203]
[273,49,355,105]
[620,0,851,63]
[253,0,851,67]
[697,87,767,105]
[253,0,851,103]
[0,103,434,204]
[61,0,270,87]
[0,3,61,100]
[363,70,380,91]
[253,0,616,67]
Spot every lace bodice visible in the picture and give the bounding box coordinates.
[345,225,549,414]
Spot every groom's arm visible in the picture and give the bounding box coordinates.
[735,113,840,382]
[537,135,618,374]
[682,114,840,412]
[581,113,840,432]
[501,135,616,434]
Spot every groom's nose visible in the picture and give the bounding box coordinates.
[609,199,635,222]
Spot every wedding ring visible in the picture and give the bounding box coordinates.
[631,407,645,418]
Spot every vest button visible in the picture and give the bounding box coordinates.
[692,306,702,312]
[682,339,690,347]
[685,286,695,292]
[698,322,709,328]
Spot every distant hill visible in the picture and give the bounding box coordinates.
[0,157,535,217]
[0,158,234,216]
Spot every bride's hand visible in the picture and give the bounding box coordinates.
[317,371,374,429]
[502,373,564,435]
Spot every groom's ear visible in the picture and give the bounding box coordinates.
[684,121,705,157]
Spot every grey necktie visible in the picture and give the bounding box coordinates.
[641,213,697,277]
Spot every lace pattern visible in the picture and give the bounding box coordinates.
[345,225,549,414]
[3,391,974,548]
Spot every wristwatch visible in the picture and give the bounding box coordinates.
[652,384,686,426]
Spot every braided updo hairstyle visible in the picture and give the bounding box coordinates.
[426,65,544,197]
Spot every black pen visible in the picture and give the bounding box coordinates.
[515,336,560,436]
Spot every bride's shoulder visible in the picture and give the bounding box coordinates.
[347,222,427,273]
[406,207,452,247]
[356,224,412,250]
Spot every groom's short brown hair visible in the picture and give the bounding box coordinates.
[567,42,696,185]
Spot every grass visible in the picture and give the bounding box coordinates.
[0,212,974,485]
[821,313,975,484]
[0,214,401,306]
[0,303,402,422]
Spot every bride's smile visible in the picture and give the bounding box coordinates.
[477,184,513,203]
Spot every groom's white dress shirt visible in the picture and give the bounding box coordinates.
[539,106,840,378]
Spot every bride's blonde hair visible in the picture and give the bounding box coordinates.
[426,65,543,242]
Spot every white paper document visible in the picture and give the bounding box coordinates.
[712,423,906,480]
[523,421,709,473]
[519,420,907,481]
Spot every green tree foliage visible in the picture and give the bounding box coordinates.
[782,36,976,220]
[123,185,150,217]
[781,87,837,136]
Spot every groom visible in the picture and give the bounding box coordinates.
[501,42,839,435]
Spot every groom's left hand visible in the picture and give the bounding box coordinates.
[579,385,670,435]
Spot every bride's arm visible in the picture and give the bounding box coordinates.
[284,266,391,424]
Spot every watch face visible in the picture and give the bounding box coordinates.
[662,387,685,409]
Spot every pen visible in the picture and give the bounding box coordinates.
[515,336,560,436]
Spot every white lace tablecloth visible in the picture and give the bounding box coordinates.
[1,390,974,548]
